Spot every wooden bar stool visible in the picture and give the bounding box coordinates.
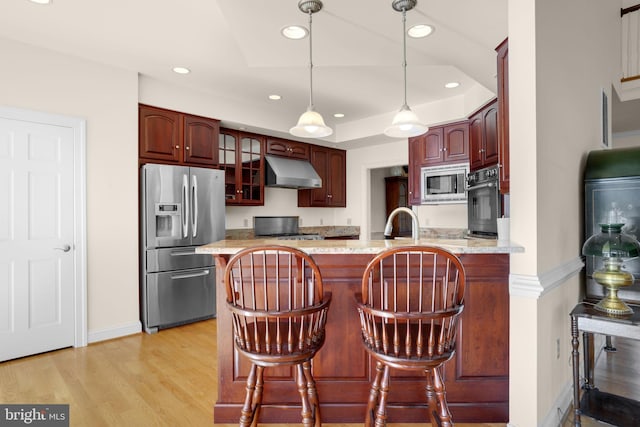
[355,246,466,427]
[223,245,332,427]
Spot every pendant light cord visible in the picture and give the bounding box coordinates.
[401,7,408,109]
[308,9,315,110]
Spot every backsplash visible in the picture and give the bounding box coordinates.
[420,227,468,239]
[225,225,361,240]
[224,226,467,240]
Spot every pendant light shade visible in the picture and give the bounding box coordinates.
[385,104,428,137]
[384,0,427,138]
[291,107,332,137]
[290,0,333,138]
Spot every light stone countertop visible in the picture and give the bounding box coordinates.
[196,237,524,255]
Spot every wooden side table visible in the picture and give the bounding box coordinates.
[570,302,640,426]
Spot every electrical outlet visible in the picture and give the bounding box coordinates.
[556,338,560,359]
[243,218,249,227]
[347,218,352,225]
[320,218,323,225]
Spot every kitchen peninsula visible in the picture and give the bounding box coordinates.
[197,238,523,423]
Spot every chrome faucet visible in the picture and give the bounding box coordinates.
[384,207,421,241]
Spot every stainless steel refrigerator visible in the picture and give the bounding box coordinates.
[141,164,225,333]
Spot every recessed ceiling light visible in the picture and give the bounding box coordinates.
[333,113,345,118]
[445,82,460,89]
[408,24,434,38]
[29,0,51,4]
[172,67,190,74]
[268,94,282,100]
[281,25,308,40]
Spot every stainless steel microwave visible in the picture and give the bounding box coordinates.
[421,163,469,204]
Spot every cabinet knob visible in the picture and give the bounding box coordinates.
[186,146,190,150]
[175,145,180,149]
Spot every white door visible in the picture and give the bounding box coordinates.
[0,107,86,361]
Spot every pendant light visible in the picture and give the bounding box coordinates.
[290,0,333,138]
[384,0,428,138]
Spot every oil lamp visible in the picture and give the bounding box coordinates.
[582,222,640,315]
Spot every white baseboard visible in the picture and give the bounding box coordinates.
[87,320,142,344]
[540,380,573,427]
[505,380,572,427]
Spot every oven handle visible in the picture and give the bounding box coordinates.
[466,182,496,191]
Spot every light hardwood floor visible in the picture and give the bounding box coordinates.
[1,318,636,426]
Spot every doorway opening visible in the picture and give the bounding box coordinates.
[364,164,408,240]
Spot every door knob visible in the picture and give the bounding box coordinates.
[55,244,71,252]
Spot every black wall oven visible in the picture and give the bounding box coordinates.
[467,165,501,238]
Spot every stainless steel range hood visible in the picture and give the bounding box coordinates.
[264,155,322,189]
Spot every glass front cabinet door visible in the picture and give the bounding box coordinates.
[219,129,264,206]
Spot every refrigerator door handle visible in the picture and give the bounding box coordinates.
[182,174,189,238]
[171,269,210,280]
[170,248,196,256]
[191,174,198,238]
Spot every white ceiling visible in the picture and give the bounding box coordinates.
[2,0,635,145]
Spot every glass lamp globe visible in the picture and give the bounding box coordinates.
[384,105,428,138]
[582,223,640,315]
[290,108,333,138]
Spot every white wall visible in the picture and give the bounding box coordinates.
[508,0,621,425]
[0,38,140,337]
[225,188,342,229]
[415,204,467,229]
[613,130,640,148]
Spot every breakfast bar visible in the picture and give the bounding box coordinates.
[197,238,523,423]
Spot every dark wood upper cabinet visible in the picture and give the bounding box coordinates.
[443,121,470,163]
[139,105,182,163]
[496,38,510,194]
[139,104,220,167]
[298,146,346,207]
[469,113,483,170]
[265,137,309,160]
[484,104,499,165]
[469,98,498,172]
[422,127,445,165]
[184,115,220,166]
[417,121,469,167]
[407,121,469,206]
[407,137,424,206]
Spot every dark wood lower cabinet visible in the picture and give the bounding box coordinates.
[212,253,509,423]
